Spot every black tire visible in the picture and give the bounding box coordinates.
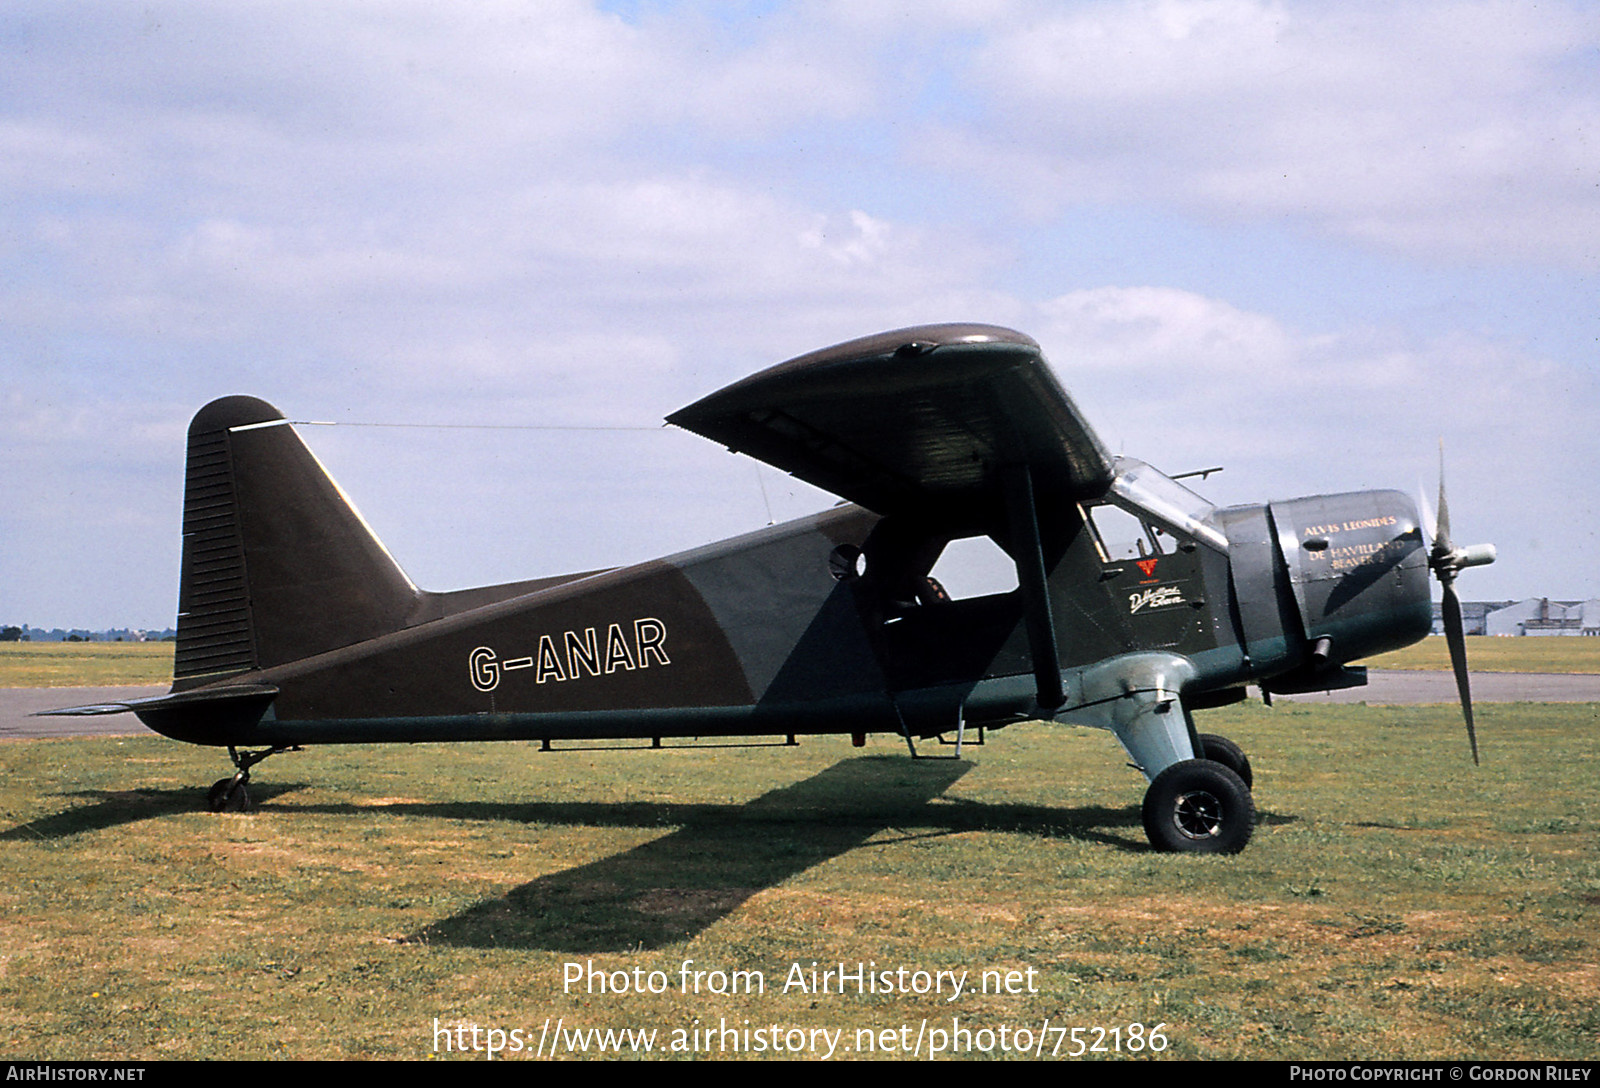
[206,777,252,813]
[1197,733,1253,788]
[1142,760,1254,854]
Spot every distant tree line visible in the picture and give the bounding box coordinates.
[0,625,177,642]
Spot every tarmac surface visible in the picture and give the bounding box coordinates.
[2,672,1597,740]
[1272,670,1600,705]
[0,686,165,739]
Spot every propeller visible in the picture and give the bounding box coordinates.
[1422,443,1497,764]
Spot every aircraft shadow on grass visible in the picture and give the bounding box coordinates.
[0,756,1294,954]
[405,755,1143,954]
[0,783,306,841]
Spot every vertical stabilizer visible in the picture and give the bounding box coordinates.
[174,397,419,685]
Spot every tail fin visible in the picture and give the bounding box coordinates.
[174,397,419,685]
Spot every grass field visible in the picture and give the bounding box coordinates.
[2,635,1596,691]
[0,642,174,687]
[1,701,1595,1061]
[1363,636,1600,674]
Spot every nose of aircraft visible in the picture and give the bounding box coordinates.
[1255,484,1495,763]
[1267,488,1434,666]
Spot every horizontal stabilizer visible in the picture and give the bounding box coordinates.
[38,684,280,718]
[33,702,139,717]
[42,683,280,745]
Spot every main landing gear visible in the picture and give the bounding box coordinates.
[205,745,295,813]
[1197,732,1253,788]
[1141,733,1254,854]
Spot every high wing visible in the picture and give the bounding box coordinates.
[666,324,1114,528]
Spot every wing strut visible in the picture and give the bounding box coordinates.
[1003,464,1064,712]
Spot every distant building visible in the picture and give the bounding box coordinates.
[1482,598,1600,637]
[1430,601,1509,636]
[1429,599,1600,636]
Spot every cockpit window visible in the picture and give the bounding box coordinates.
[1083,502,1170,562]
[1106,457,1228,552]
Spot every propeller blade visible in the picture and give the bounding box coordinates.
[1417,482,1437,546]
[1428,441,1490,764]
[1439,578,1479,766]
[1434,440,1453,553]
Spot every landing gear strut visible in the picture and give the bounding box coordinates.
[205,746,294,813]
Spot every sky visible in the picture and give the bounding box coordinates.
[3,0,1596,630]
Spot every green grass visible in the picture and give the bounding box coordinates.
[2,701,1596,1060]
[0,642,174,688]
[1361,635,1600,674]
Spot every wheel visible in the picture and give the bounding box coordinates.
[1197,733,1253,788]
[1142,760,1254,854]
[206,777,252,813]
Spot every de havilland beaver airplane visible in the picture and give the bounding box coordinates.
[50,324,1495,853]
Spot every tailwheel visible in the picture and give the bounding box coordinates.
[1142,759,1254,854]
[203,745,295,813]
[207,777,252,813]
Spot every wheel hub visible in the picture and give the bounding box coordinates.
[1172,789,1224,839]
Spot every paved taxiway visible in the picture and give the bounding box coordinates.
[1272,670,1600,705]
[0,686,164,739]
[2,672,1597,740]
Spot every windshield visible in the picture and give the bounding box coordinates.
[1106,457,1227,552]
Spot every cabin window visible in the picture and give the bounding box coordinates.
[926,536,1020,600]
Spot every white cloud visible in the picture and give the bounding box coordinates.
[1036,285,1297,374]
[945,0,1600,267]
